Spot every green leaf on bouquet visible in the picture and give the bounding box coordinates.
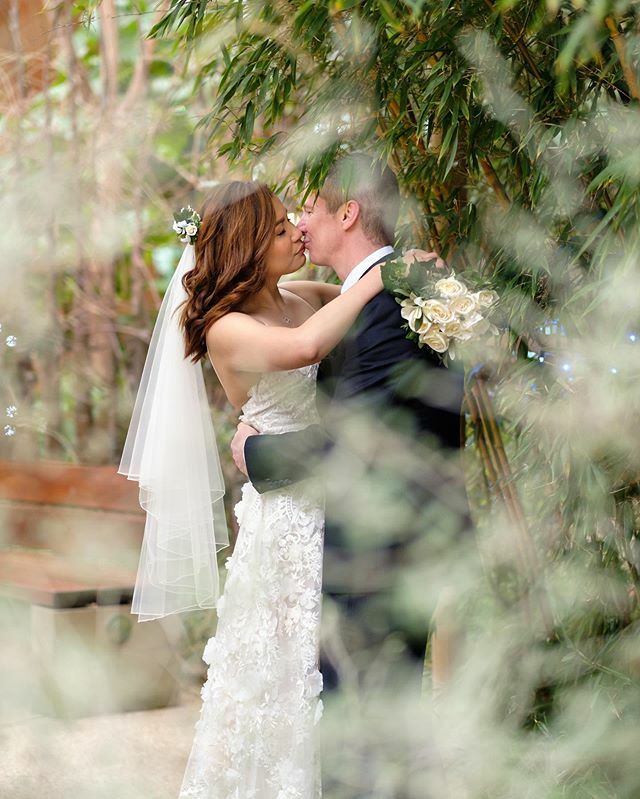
[407,261,438,295]
[382,257,442,298]
[381,259,409,295]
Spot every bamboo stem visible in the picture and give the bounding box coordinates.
[605,15,640,101]
[465,382,532,623]
[482,0,543,84]
[471,381,538,576]
[44,4,64,457]
[8,0,25,165]
[467,376,555,633]
[479,157,510,210]
[62,0,90,453]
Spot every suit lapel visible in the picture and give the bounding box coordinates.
[360,248,397,276]
[317,249,397,395]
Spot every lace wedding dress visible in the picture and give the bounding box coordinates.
[179,363,325,799]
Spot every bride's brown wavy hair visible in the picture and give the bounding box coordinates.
[179,180,277,362]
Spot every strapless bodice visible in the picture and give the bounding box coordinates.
[239,363,320,434]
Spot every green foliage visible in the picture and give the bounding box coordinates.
[150,1,638,283]
[0,0,233,466]
[150,3,640,793]
[5,1,638,792]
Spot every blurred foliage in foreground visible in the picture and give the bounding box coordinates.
[151,1,640,797]
[2,1,640,795]
[0,0,242,483]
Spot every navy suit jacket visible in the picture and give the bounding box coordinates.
[244,254,471,600]
[244,253,465,494]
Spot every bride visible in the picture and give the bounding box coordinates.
[119,180,383,799]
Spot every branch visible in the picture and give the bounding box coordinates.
[120,0,171,112]
[605,15,640,101]
[98,0,119,107]
[482,0,543,85]
[8,0,26,109]
[58,1,95,105]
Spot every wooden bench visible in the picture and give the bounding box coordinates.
[0,459,180,718]
[0,458,145,566]
[0,548,135,608]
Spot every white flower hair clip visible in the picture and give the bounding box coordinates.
[172,206,201,245]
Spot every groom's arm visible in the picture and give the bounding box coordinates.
[242,425,332,494]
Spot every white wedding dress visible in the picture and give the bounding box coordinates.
[179,363,325,799]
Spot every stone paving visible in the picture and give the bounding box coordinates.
[0,600,211,799]
[0,688,202,799]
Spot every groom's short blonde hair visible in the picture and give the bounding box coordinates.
[319,153,400,246]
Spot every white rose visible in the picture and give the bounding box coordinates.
[453,328,473,342]
[435,274,467,298]
[418,318,434,336]
[473,289,499,308]
[172,220,183,234]
[185,222,198,237]
[459,312,490,337]
[423,298,454,325]
[442,319,462,337]
[449,294,478,316]
[400,296,423,332]
[461,311,484,329]
[420,328,449,353]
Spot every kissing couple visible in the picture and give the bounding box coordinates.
[120,152,472,799]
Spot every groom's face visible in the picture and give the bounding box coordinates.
[298,195,344,270]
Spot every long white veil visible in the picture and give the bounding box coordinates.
[118,245,229,622]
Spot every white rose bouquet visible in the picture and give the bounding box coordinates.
[382,249,499,360]
[173,206,201,245]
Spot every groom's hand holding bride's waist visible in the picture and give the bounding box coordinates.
[231,421,327,484]
[231,422,259,477]
[232,422,332,493]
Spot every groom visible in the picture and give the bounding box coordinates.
[231,153,470,687]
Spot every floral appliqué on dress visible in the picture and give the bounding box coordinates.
[180,365,324,799]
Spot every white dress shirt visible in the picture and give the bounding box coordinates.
[339,246,394,294]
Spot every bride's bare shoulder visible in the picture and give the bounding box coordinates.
[206,311,262,345]
[207,311,260,336]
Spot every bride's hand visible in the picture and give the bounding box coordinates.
[403,249,446,269]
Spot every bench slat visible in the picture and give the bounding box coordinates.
[0,459,142,513]
[0,550,136,609]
